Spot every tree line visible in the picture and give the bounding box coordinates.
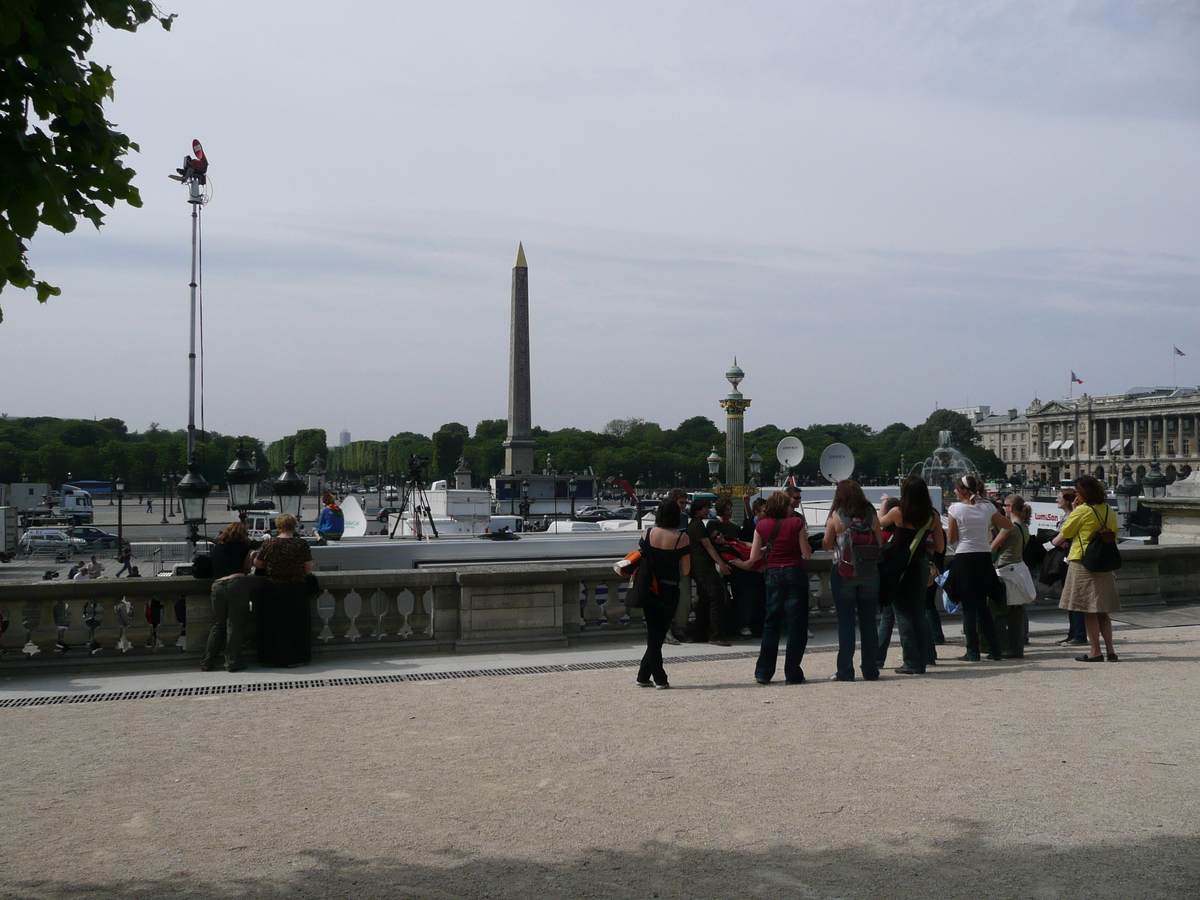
[2,408,1003,492]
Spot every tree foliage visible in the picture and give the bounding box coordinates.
[0,1,174,320]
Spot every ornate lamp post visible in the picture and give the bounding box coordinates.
[176,461,213,555]
[568,475,577,520]
[273,455,307,522]
[160,474,170,525]
[707,448,722,489]
[1114,464,1140,534]
[108,477,115,505]
[225,441,258,521]
[113,475,126,553]
[748,448,763,489]
[519,478,530,525]
[1143,460,1168,500]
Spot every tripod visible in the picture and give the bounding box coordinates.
[388,473,440,539]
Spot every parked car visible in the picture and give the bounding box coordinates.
[377,507,402,522]
[65,526,121,549]
[248,499,276,510]
[576,509,619,522]
[18,530,88,554]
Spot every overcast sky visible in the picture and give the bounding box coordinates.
[2,0,1197,447]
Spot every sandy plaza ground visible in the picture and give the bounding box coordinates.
[1,612,1198,900]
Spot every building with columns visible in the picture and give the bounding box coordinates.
[1019,388,1199,486]
[969,408,1031,479]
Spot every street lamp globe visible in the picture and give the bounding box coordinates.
[1142,460,1168,500]
[225,441,258,514]
[1114,465,1140,516]
[177,461,213,524]
[273,455,307,520]
[707,448,721,477]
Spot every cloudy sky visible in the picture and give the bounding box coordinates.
[2,0,1197,446]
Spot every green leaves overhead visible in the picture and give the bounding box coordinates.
[0,2,174,321]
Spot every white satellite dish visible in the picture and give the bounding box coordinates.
[819,443,855,483]
[776,436,805,469]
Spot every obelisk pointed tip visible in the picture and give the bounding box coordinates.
[514,242,527,269]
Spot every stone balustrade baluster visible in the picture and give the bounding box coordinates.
[353,587,380,641]
[406,584,432,637]
[377,586,405,639]
[578,577,603,628]
[20,597,52,657]
[811,568,832,611]
[322,587,354,643]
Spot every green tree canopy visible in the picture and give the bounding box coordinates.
[0,1,174,319]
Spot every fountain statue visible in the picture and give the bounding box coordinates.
[919,430,981,511]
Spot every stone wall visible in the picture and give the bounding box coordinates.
[1,545,1198,674]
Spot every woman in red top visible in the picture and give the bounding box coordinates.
[748,490,813,684]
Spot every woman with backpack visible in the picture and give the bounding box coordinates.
[1051,475,1121,663]
[989,495,1035,658]
[877,476,945,674]
[822,480,883,681]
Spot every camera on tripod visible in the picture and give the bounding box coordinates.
[407,454,429,482]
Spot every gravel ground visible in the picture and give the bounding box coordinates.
[2,624,1198,900]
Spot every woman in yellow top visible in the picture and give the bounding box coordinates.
[1051,474,1120,662]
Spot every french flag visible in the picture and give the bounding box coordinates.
[1071,371,1083,385]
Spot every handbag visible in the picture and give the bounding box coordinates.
[1039,544,1068,585]
[305,572,322,596]
[623,530,658,609]
[877,516,933,606]
[1081,506,1121,573]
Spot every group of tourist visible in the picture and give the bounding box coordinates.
[635,473,1123,689]
[200,511,314,673]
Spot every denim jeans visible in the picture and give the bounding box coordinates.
[830,569,879,680]
[876,603,896,666]
[1067,610,1087,641]
[638,584,680,686]
[202,576,251,670]
[755,565,809,683]
[892,567,933,672]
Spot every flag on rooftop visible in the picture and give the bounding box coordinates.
[1071,371,1083,384]
[1175,346,1186,357]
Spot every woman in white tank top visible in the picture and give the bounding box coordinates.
[946,475,1013,662]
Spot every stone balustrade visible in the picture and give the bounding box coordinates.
[1,545,1197,673]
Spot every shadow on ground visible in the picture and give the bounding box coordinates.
[5,821,1197,900]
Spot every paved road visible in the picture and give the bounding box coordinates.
[1,611,1197,900]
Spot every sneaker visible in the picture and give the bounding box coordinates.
[754,677,771,685]
[894,666,920,675]
[739,627,752,637]
[663,632,681,646]
[708,639,732,647]
[654,682,671,690]
[807,630,814,638]
[635,678,654,688]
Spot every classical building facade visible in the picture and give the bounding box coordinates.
[961,389,1200,487]
[970,388,1199,487]
[966,408,1031,479]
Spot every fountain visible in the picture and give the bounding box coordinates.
[919,430,981,511]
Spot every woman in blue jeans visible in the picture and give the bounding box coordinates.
[822,480,882,681]
[877,475,945,675]
[749,490,812,685]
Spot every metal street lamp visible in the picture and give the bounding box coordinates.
[108,477,115,505]
[176,460,213,552]
[168,471,179,517]
[568,475,577,520]
[707,448,722,487]
[1143,459,1168,500]
[273,455,307,521]
[225,441,258,520]
[1114,464,1140,533]
[520,478,530,526]
[160,474,169,525]
[113,475,126,554]
[748,448,763,488]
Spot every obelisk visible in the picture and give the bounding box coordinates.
[503,242,535,475]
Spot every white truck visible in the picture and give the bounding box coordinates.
[5,482,94,526]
